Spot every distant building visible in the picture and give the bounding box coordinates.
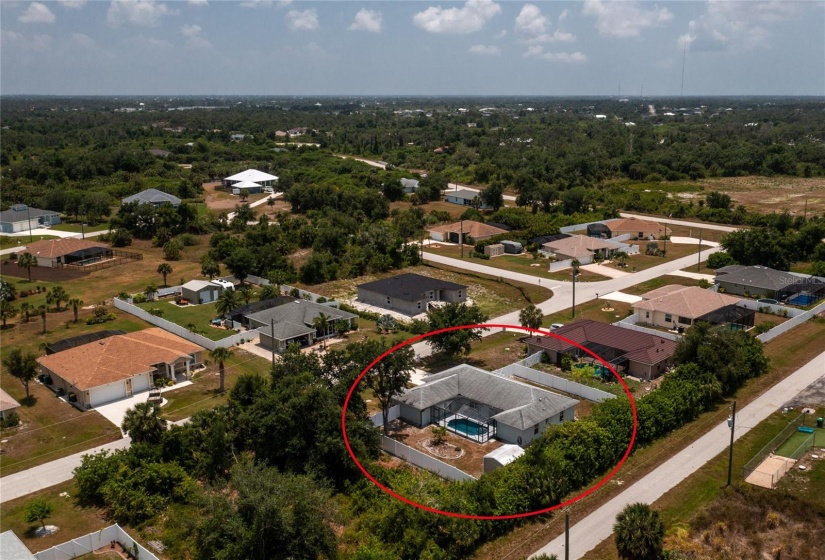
[400,178,420,193]
[541,234,624,262]
[445,189,492,209]
[357,272,467,316]
[715,265,825,304]
[484,243,505,257]
[223,169,279,193]
[122,188,181,208]
[428,220,508,243]
[633,285,753,331]
[180,280,224,304]
[0,204,61,233]
[589,218,668,240]
[18,238,111,268]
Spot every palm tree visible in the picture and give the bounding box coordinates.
[239,190,250,203]
[614,503,664,560]
[0,299,17,328]
[519,303,543,330]
[615,251,629,268]
[267,196,276,211]
[237,285,253,306]
[67,298,84,322]
[144,282,158,302]
[209,347,233,393]
[121,402,167,444]
[571,258,581,320]
[215,288,241,317]
[46,286,69,311]
[312,312,330,349]
[185,322,202,335]
[36,305,47,333]
[157,263,173,286]
[258,283,279,301]
[17,253,38,282]
[201,256,221,279]
[20,301,33,323]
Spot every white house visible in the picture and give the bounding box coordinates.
[223,169,279,192]
[0,204,61,233]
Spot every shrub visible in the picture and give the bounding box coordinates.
[561,355,573,372]
[175,233,199,247]
[753,322,774,335]
[163,240,183,261]
[698,279,711,289]
[707,251,735,269]
[0,412,20,429]
[132,293,147,304]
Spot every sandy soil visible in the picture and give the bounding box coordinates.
[700,176,825,215]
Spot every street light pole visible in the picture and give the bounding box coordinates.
[571,263,578,319]
[727,400,737,486]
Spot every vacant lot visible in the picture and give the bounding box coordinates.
[700,175,825,216]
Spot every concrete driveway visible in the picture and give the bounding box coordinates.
[95,381,192,432]
[580,263,631,279]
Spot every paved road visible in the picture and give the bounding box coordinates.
[414,246,722,358]
[531,350,825,559]
[619,213,739,233]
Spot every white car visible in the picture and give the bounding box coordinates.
[263,186,274,194]
[550,323,565,330]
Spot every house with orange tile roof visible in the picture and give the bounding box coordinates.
[632,285,754,330]
[36,328,204,409]
[18,238,111,268]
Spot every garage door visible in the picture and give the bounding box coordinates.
[131,373,151,394]
[90,381,127,407]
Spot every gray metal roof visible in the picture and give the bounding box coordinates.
[246,299,356,328]
[396,364,578,430]
[0,205,60,224]
[122,188,181,206]
[448,189,481,200]
[400,178,420,189]
[181,280,216,292]
[0,531,36,560]
[358,273,467,302]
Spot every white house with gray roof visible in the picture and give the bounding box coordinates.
[400,177,420,193]
[394,364,578,446]
[245,297,357,353]
[0,204,61,233]
[122,188,181,208]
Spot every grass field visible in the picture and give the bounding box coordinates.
[1,235,59,249]
[134,299,233,341]
[774,425,824,458]
[49,222,110,233]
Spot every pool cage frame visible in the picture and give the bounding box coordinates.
[430,396,499,444]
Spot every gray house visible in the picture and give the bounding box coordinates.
[445,189,492,209]
[244,298,357,353]
[715,265,825,304]
[357,273,467,316]
[0,204,61,233]
[400,178,420,193]
[122,189,181,208]
[395,364,578,446]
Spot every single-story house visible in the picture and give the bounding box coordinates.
[0,204,61,233]
[0,388,21,421]
[181,280,223,304]
[230,180,263,195]
[542,234,625,262]
[45,330,126,355]
[395,364,579,446]
[122,188,181,208]
[288,127,308,136]
[428,220,508,244]
[501,240,523,254]
[37,328,204,409]
[445,189,492,209]
[357,273,467,316]
[633,285,753,330]
[223,169,279,191]
[483,444,525,473]
[484,243,505,257]
[244,297,357,353]
[19,238,111,268]
[715,265,825,304]
[589,218,668,240]
[147,148,171,158]
[400,178,420,193]
[524,319,677,381]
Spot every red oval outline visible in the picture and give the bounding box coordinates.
[341,323,638,520]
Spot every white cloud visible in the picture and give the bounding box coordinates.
[523,44,587,63]
[413,0,501,34]
[19,2,56,24]
[188,0,208,5]
[469,44,500,55]
[494,29,507,39]
[124,34,173,49]
[107,1,176,28]
[70,32,95,48]
[515,4,575,43]
[58,0,87,9]
[558,9,570,22]
[239,0,291,8]
[180,23,211,49]
[582,0,673,38]
[349,9,382,33]
[1,29,52,51]
[180,23,201,37]
[679,0,804,53]
[286,8,318,31]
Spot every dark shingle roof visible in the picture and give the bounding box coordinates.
[245,299,356,327]
[524,319,676,366]
[715,265,802,291]
[0,204,60,224]
[358,273,467,302]
[122,188,181,206]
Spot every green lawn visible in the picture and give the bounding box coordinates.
[774,425,824,458]
[135,300,234,341]
[49,222,110,233]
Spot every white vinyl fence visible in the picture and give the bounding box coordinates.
[34,524,158,560]
[114,298,253,351]
[381,436,476,482]
[613,314,681,341]
[756,300,825,343]
[502,364,615,402]
[370,405,402,428]
[492,352,543,378]
[736,299,805,318]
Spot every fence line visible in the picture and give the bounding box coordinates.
[370,405,401,428]
[492,352,543,378]
[788,432,817,461]
[736,299,805,318]
[34,524,159,560]
[502,364,615,402]
[381,436,476,482]
[613,314,681,341]
[114,298,253,351]
[757,300,825,343]
[743,414,804,479]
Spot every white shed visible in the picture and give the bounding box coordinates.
[483,444,525,473]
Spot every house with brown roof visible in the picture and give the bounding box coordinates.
[632,285,754,331]
[19,238,111,268]
[0,388,21,421]
[37,328,204,409]
[588,217,669,240]
[523,319,677,381]
[542,234,626,262]
[428,220,508,243]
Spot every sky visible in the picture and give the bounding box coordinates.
[1,0,823,97]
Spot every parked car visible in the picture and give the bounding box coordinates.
[550,323,565,330]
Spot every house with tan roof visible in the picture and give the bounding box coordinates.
[428,220,508,244]
[633,285,755,331]
[541,234,626,262]
[37,328,204,409]
[0,388,21,421]
[588,217,669,240]
[18,238,111,268]
[524,319,677,381]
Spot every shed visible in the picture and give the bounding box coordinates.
[483,444,525,473]
[181,280,223,304]
[484,243,505,257]
[501,240,523,254]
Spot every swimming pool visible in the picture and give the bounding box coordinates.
[447,418,488,438]
[787,293,818,306]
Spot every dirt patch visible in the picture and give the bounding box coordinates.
[700,176,825,216]
[387,420,502,478]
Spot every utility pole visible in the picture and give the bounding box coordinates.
[663,221,667,257]
[565,507,570,560]
[727,400,737,486]
[26,205,33,242]
[697,230,702,272]
[460,219,464,259]
[81,223,86,240]
[270,318,276,367]
[571,262,578,319]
